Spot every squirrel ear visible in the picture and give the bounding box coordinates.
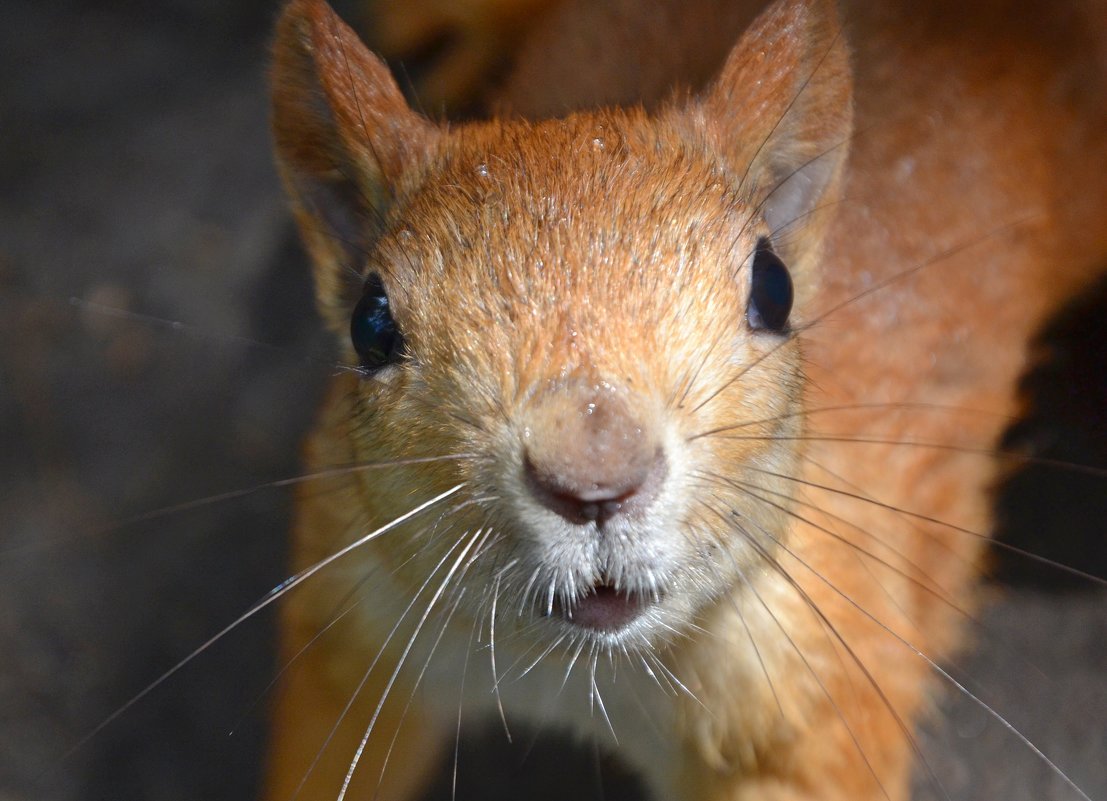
[694,0,852,268]
[271,0,437,329]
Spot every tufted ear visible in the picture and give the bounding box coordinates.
[271,0,438,332]
[692,0,852,277]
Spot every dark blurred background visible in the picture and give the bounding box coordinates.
[0,1,1103,800]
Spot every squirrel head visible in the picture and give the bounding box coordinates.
[271,0,852,647]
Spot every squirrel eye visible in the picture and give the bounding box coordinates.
[746,239,793,333]
[350,274,404,371]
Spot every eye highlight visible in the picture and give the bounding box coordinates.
[350,273,404,372]
[746,239,794,333]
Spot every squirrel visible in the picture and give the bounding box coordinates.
[264,0,1107,799]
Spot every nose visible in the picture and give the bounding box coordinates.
[523,387,667,525]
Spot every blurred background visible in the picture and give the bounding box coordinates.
[0,1,1104,800]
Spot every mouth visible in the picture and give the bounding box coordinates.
[552,580,656,634]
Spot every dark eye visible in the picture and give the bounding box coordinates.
[350,274,404,371]
[746,239,793,333]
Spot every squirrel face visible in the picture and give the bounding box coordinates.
[272,0,850,651]
[340,111,809,647]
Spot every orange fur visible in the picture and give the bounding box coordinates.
[266,0,1107,799]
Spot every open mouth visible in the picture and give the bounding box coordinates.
[553,581,655,633]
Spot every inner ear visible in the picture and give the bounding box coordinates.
[686,0,853,276]
[760,140,845,243]
[271,0,439,333]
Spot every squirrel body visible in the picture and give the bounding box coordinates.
[265,1,1107,799]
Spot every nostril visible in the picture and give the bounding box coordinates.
[521,385,669,524]
[523,448,667,525]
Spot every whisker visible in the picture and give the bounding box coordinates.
[636,653,670,696]
[697,499,904,801]
[670,304,734,410]
[687,400,1014,440]
[803,456,975,586]
[694,469,968,612]
[489,573,512,742]
[690,215,1039,417]
[802,216,1040,339]
[373,589,470,795]
[589,654,618,745]
[336,526,487,801]
[516,630,570,680]
[681,518,785,718]
[374,523,497,801]
[702,470,1003,698]
[735,25,844,197]
[69,295,356,373]
[55,483,464,766]
[228,589,367,738]
[719,492,1092,801]
[289,527,477,800]
[6,456,474,557]
[560,636,588,694]
[519,566,542,618]
[727,456,1107,587]
[786,532,1094,800]
[646,651,704,710]
[452,602,482,801]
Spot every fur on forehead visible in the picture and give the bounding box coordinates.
[271,0,847,339]
[376,109,817,323]
[353,110,814,428]
[380,111,760,277]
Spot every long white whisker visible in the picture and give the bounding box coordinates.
[647,652,704,710]
[336,526,485,801]
[560,636,588,694]
[733,492,1094,801]
[453,598,481,801]
[696,470,970,620]
[517,630,570,679]
[489,573,512,742]
[697,499,900,801]
[373,526,502,798]
[735,457,1107,587]
[69,295,357,373]
[677,518,785,717]
[290,526,474,800]
[229,591,366,738]
[59,483,464,764]
[12,459,471,559]
[373,580,470,801]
